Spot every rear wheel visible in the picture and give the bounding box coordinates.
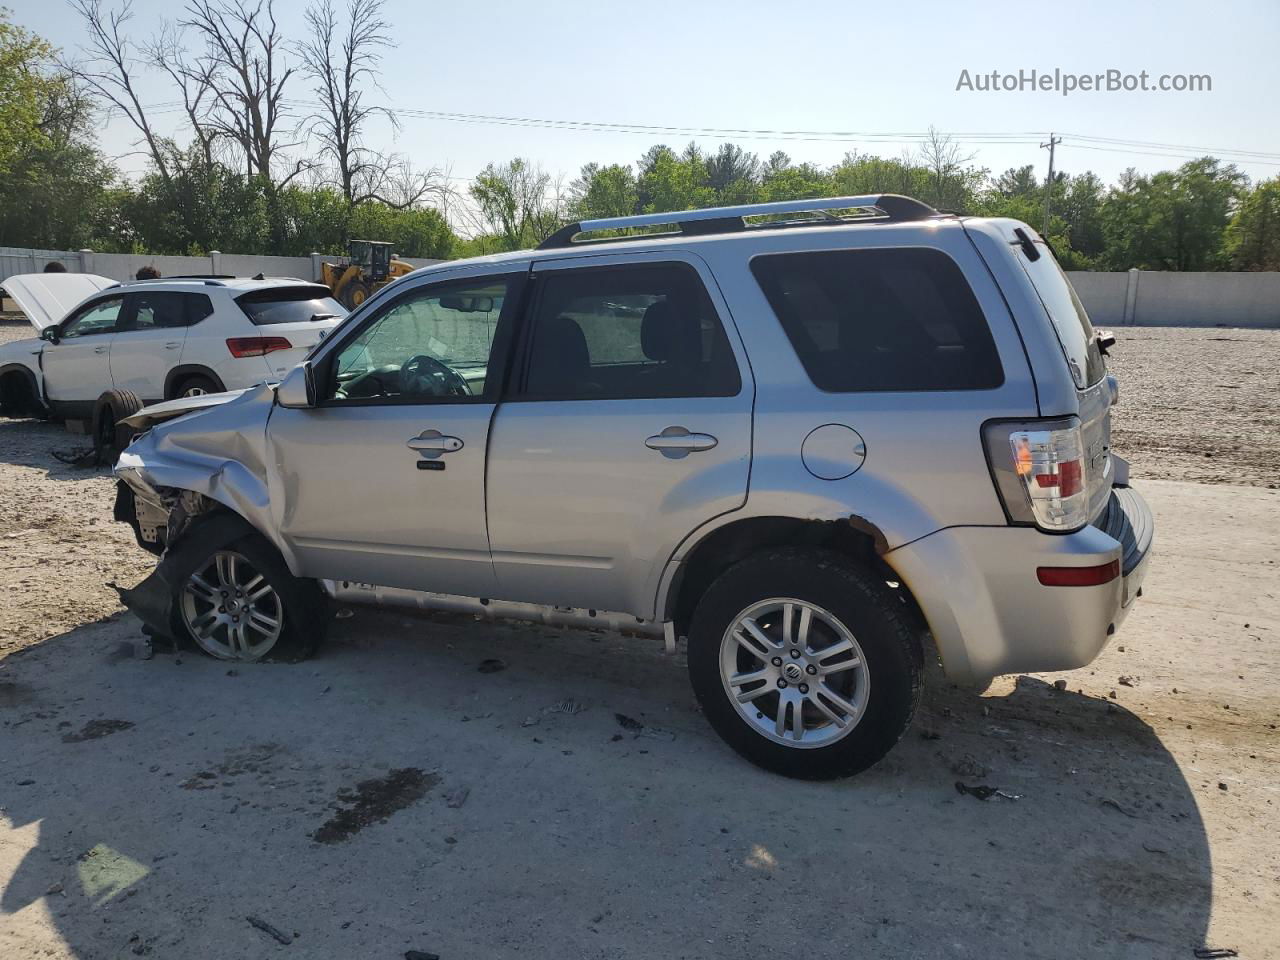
[687,548,923,779]
[91,388,143,463]
[168,527,325,662]
[174,375,219,399]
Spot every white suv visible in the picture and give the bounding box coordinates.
[0,274,345,451]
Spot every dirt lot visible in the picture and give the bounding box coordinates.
[1,321,1278,959]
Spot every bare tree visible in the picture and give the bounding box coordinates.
[915,126,978,210]
[144,23,219,169]
[65,0,172,182]
[297,0,392,203]
[182,0,303,186]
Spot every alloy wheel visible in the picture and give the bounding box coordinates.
[179,549,283,660]
[719,597,870,748]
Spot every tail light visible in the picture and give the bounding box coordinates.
[983,417,1090,532]
[227,336,292,358]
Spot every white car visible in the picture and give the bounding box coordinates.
[0,273,345,447]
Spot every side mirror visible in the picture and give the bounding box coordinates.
[40,327,60,343]
[276,361,316,409]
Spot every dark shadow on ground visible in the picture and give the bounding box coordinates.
[1,607,1212,959]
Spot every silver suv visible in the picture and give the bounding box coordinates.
[113,195,1153,779]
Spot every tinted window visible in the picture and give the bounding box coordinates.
[61,297,124,338]
[522,263,740,400]
[237,287,346,326]
[1016,243,1106,388]
[328,277,512,402]
[126,292,213,330]
[751,248,1004,392]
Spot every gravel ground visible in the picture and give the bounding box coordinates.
[1106,327,1280,488]
[0,319,1277,958]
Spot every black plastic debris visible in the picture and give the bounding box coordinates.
[246,915,293,945]
[405,951,441,960]
[477,658,506,674]
[954,781,1021,801]
[1194,949,1238,959]
[615,713,644,732]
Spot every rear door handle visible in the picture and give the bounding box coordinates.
[645,426,718,459]
[407,429,464,457]
[164,341,181,350]
[93,345,108,354]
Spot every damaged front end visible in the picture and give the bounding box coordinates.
[110,384,285,638]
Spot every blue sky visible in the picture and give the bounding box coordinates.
[13,0,1280,188]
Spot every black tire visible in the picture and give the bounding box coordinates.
[340,281,371,311]
[173,374,219,399]
[91,388,143,464]
[164,521,327,663]
[687,548,923,780]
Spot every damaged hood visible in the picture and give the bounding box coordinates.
[1,273,114,330]
[121,389,251,429]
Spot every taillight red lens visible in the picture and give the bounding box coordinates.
[226,336,292,358]
[1037,560,1120,586]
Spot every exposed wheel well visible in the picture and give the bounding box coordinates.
[668,516,925,640]
[0,367,42,417]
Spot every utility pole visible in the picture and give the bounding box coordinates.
[1040,133,1062,238]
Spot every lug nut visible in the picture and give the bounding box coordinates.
[806,664,817,675]
[217,606,225,613]
[777,679,788,689]
[799,683,809,694]
[790,649,801,659]
[771,657,782,666]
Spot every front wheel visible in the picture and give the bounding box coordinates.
[166,527,326,662]
[687,549,923,780]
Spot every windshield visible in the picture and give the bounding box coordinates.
[236,287,346,326]
[1016,243,1106,389]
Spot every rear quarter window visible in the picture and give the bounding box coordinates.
[1015,244,1106,388]
[750,247,1004,392]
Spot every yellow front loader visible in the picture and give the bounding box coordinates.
[320,240,415,310]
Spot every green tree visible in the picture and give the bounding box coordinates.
[569,162,639,220]
[1224,178,1280,270]
[1100,158,1246,271]
[0,9,53,174]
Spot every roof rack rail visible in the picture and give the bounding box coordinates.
[538,194,939,250]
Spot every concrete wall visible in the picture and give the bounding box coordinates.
[3,246,1277,329]
[0,247,442,287]
[1065,270,1280,328]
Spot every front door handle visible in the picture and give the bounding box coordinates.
[93,345,108,354]
[407,429,464,458]
[164,341,181,350]
[645,426,718,459]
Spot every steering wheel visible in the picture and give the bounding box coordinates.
[400,354,471,398]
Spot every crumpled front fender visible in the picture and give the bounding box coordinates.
[114,385,298,570]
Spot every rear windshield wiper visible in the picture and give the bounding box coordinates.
[310,312,342,322]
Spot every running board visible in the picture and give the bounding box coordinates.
[322,580,668,644]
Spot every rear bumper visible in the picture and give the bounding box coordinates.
[885,484,1153,684]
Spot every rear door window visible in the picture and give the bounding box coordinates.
[520,262,741,400]
[237,287,346,326]
[1015,244,1106,388]
[750,248,1004,392]
[125,292,214,330]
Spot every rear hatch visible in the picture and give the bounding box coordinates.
[233,285,347,379]
[1013,238,1113,520]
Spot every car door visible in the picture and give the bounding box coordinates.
[41,295,125,407]
[111,292,210,401]
[485,253,754,619]
[267,269,525,596]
